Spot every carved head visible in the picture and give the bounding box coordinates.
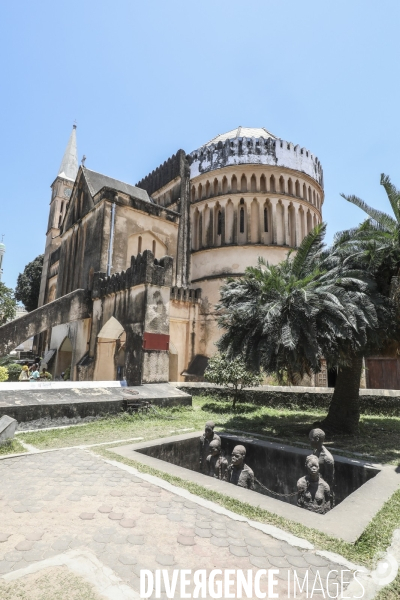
[309,428,326,449]
[231,445,246,467]
[205,421,215,439]
[305,454,320,477]
[209,439,221,456]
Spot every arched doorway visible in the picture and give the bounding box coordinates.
[93,317,126,381]
[57,337,73,378]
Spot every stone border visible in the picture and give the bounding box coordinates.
[108,431,400,544]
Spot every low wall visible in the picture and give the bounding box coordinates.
[0,383,192,423]
[175,382,400,416]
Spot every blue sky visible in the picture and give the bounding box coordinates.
[1,0,399,289]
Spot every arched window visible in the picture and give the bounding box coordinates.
[138,236,142,254]
[213,178,219,196]
[270,175,276,192]
[241,174,247,192]
[198,183,203,200]
[288,179,293,195]
[313,190,316,205]
[152,240,156,254]
[222,176,228,194]
[205,181,210,198]
[303,183,307,199]
[279,176,285,193]
[264,207,268,232]
[58,214,62,228]
[191,186,196,202]
[308,187,312,203]
[240,207,245,233]
[217,211,222,236]
[295,180,300,197]
[231,175,237,193]
[251,174,257,193]
[260,175,266,193]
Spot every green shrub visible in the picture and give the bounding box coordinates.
[0,366,9,382]
[205,352,263,408]
[7,363,23,382]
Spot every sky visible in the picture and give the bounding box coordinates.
[0,0,399,290]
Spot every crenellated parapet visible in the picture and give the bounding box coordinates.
[91,250,174,298]
[188,136,323,188]
[170,286,202,303]
[136,150,188,196]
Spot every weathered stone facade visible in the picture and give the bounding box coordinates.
[0,125,324,384]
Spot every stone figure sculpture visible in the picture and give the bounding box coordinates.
[297,454,331,514]
[227,445,255,490]
[199,421,221,474]
[206,439,228,480]
[309,427,335,506]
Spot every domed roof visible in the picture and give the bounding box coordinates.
[204,126,276,146]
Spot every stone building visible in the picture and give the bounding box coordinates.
[8,125,324,384]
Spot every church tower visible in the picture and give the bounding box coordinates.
[38,125,78,307]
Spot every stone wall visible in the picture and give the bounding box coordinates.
[0,289,92,356]
[188,136,323,187]
[176,383,400,416]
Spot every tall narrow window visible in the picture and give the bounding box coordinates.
[138,236,142,254]
[264,207,268,232]
[152,240,156,254]
[217,211,222,236]
[240,207,245,233]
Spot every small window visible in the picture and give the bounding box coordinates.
[152,240,156,254]
[240,207,245,233]
[217,211,222,236]
[264,208,268,232]
[138,236,142,254]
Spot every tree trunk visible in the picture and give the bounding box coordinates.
[319,355,363,434]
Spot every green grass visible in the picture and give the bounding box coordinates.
[375,574,400,600]
[19,396,400,466]
[0,438,27,456]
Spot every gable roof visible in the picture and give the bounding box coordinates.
[82,168,152,202]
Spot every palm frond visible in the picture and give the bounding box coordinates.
[341,193,397,232]
[380,174,400,223]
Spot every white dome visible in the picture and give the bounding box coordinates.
[204,126,276,146]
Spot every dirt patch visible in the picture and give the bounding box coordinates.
[0,566,104,600]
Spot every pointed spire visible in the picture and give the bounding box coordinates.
[57,124,78,181]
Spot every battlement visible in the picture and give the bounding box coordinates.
[188,136,323,188]
[170,286,202,303]
[136,150,188,196]
[91,250,174,298]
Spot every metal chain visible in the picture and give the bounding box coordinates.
[254,477,299,498]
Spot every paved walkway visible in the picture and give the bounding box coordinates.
[0,448,354,599]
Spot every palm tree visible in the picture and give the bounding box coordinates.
[216,224,395,434]
[339,174,400,296]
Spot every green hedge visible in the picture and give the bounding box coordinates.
[6,363,23,382]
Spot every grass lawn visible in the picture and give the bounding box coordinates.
[18,395,400,466]
[0,438,26,456]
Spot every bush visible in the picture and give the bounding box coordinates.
[205,352,263,408]
[7,363,23,382]
[0,366,9,382]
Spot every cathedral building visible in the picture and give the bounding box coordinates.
[36,125,323,383]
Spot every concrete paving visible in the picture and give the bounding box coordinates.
[0,447,373,599]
